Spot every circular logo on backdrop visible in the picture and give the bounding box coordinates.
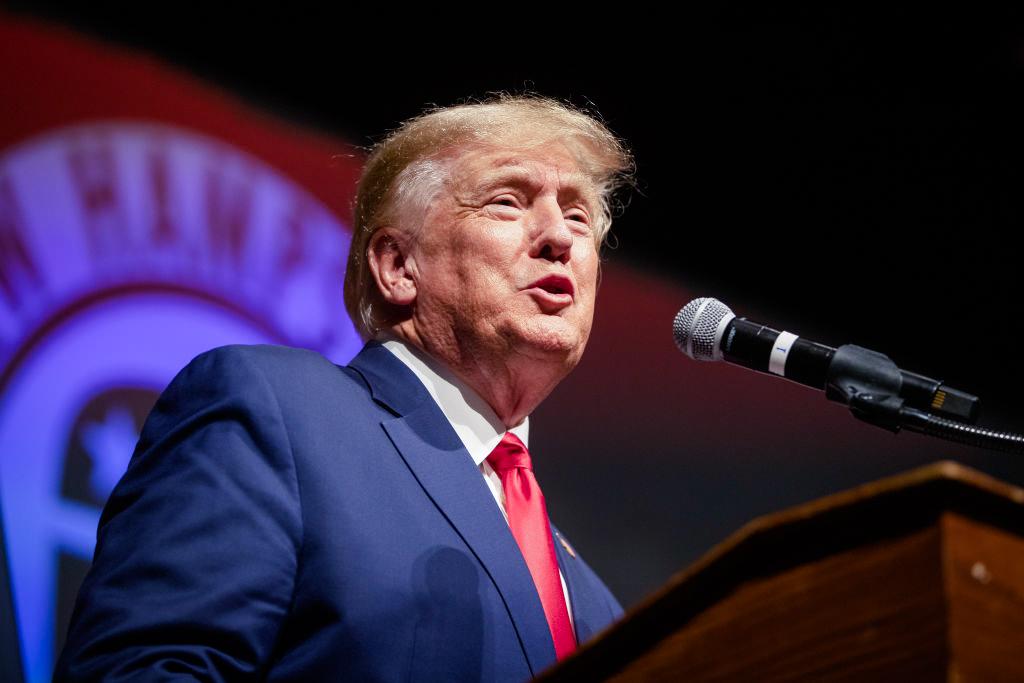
[0,122,361,678]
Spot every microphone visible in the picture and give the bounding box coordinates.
[672,297,979,423]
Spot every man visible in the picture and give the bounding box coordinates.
[56,95,634,682]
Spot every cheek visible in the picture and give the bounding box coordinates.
[431,260,512,315]
[576,250,600,292]
[456,246,519,289]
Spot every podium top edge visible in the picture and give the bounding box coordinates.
[738,459,1024,539]
[671,460,1023,607]
[553,461,1024,678]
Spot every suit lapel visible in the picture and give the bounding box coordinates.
[551,524,599,645]
[349,343,558,675]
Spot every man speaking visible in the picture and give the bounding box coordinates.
[56,95,634,682]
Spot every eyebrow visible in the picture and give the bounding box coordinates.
[471,159,595,203]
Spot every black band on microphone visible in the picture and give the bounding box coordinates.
[721,318,835,390]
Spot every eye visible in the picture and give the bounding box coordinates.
[564,208,592,231]
[489,195,520,208]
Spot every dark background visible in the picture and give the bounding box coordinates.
[5,6,1023,609]
[9,6,1019,428]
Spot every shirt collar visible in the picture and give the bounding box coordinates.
[381,338,530,466]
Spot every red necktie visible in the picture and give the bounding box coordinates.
[487,432,576,660]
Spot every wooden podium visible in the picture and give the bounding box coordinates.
[542,461,1024,682]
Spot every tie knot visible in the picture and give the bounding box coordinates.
[486,432,533,474]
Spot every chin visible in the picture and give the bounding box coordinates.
[514,318,590,363]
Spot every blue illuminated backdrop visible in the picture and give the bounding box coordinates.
[0,18,364,682]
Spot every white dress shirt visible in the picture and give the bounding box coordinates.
[382,338,574,626]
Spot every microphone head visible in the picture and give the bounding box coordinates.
[673,297,736,361]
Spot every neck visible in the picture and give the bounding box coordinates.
[384,323,573,428]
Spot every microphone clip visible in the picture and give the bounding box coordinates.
[826,344,906,433]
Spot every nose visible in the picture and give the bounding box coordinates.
[530,198,574,264]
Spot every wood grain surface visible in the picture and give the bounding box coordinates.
[542,462,1024,682]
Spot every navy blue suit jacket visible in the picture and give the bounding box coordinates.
[56,342,623,682]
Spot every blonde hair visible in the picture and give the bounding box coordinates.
[344,94,634,337]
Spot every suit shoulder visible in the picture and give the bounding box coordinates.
[177,344,358,388]
[186,343,338,375]
[154,344,367,422]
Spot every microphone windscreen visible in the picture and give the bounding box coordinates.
[673,298,735,361]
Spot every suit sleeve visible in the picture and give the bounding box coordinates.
[55,346,303,682]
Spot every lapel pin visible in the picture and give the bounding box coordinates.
[556,533,577,559]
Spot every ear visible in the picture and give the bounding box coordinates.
[366,228,417,306]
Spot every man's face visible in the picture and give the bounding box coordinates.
[407,143,601,369]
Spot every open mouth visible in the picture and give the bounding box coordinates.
[530,275,574,299]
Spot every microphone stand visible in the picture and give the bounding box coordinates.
[826,345,1024,455]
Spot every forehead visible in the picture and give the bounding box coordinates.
[446,144,597,197]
